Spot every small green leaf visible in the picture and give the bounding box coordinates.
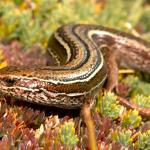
[112,130,133,148]
[121,110,142,129]
[97,92,121,120]
[135,130,150,150]
[132,94,150,109]
[59,122,79,147]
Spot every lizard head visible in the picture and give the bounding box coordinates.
[0,66,42,101]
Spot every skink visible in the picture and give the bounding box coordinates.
[0,24,149,109]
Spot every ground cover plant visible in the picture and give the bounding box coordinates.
[0,0,149,149]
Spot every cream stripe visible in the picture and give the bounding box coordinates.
[10,29,105,84]
[54,32,71,63]
[88,30,148,51]
[11,73,107,96]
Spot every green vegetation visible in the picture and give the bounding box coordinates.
[0,0,149,48]
[0,0,149,149]
[59,122,79,147]
[135,130,150,150]
[121,110,142,129]
[132,94,150,108]
[112,130,133,148]
[96,92,121,120]
[123,75,150,97]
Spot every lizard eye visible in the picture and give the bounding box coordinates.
[3,78,17,86]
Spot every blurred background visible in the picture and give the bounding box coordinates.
[0,1,149,149]
[0,0,149,49]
